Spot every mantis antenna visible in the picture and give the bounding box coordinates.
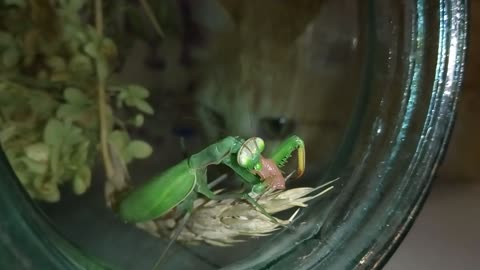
[152,212,192,270]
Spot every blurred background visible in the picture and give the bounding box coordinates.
[385,1,480,269]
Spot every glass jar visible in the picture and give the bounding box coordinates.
[0,0,467,269]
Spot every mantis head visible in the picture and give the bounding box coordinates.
[237,137,265,172]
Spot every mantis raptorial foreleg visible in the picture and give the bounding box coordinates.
[269,135,306,178]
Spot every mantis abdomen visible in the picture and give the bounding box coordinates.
[118,160,196,223]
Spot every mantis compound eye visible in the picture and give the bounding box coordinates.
[254,137,265,152]
[237,137,265,169]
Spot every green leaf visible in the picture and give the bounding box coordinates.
[85,26,100,42]
[71,141,89,166]
[115,95,123,108]
[21,157,48,175]
[133,114,144,127]
[64,87,90,105]
[43,119,64,146]
[121,149,132,164]
[101,38,117,58]
[108,130,132,163]
[74,30,88,44]
[37,181,60,203]
[46,56,66,72]
[83,42,98,58]
[0,124,17,142]
[29,92,56,117]
[118,90,128,100]
[69,55,93,76]
[56,103,87,121]
[115,90,128,108]
[72,166,91,195]
[15,169,31,185]
[108,130,130,150]
[62,123,84,146]
[24,143,50,162]
[124,95,136,107]
[127,140,153,159]
[133,99,154,115]
[127,85,150,99]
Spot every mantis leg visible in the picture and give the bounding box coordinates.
[188,136,243,168]
[189,136,260,185]
[152,212,192,270]
[269,135,306,178]
[208,191,281,225]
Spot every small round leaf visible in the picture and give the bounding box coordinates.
[24,143,50,162]
[21,157,48,175]
[69,54,94,77]
[38,181,60,203]
[84,42,98,58]
[133,114,144,127]
[127,140,153,159]
[44,119,64,146]
[46,56,66,72]
[109,130,130,150]
[56,103,87,120]
[72,166,91,195]
[133,99,154,115]
[64,87,90,105]
[127,85,150,99]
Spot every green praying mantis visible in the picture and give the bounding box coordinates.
[117,135,305,224]
[115,135,306,269]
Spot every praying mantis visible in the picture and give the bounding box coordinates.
[117,135,305,224]
[114,135,307,269]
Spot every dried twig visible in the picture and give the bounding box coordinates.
[95,0,114,179]
[139,0,165,39]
